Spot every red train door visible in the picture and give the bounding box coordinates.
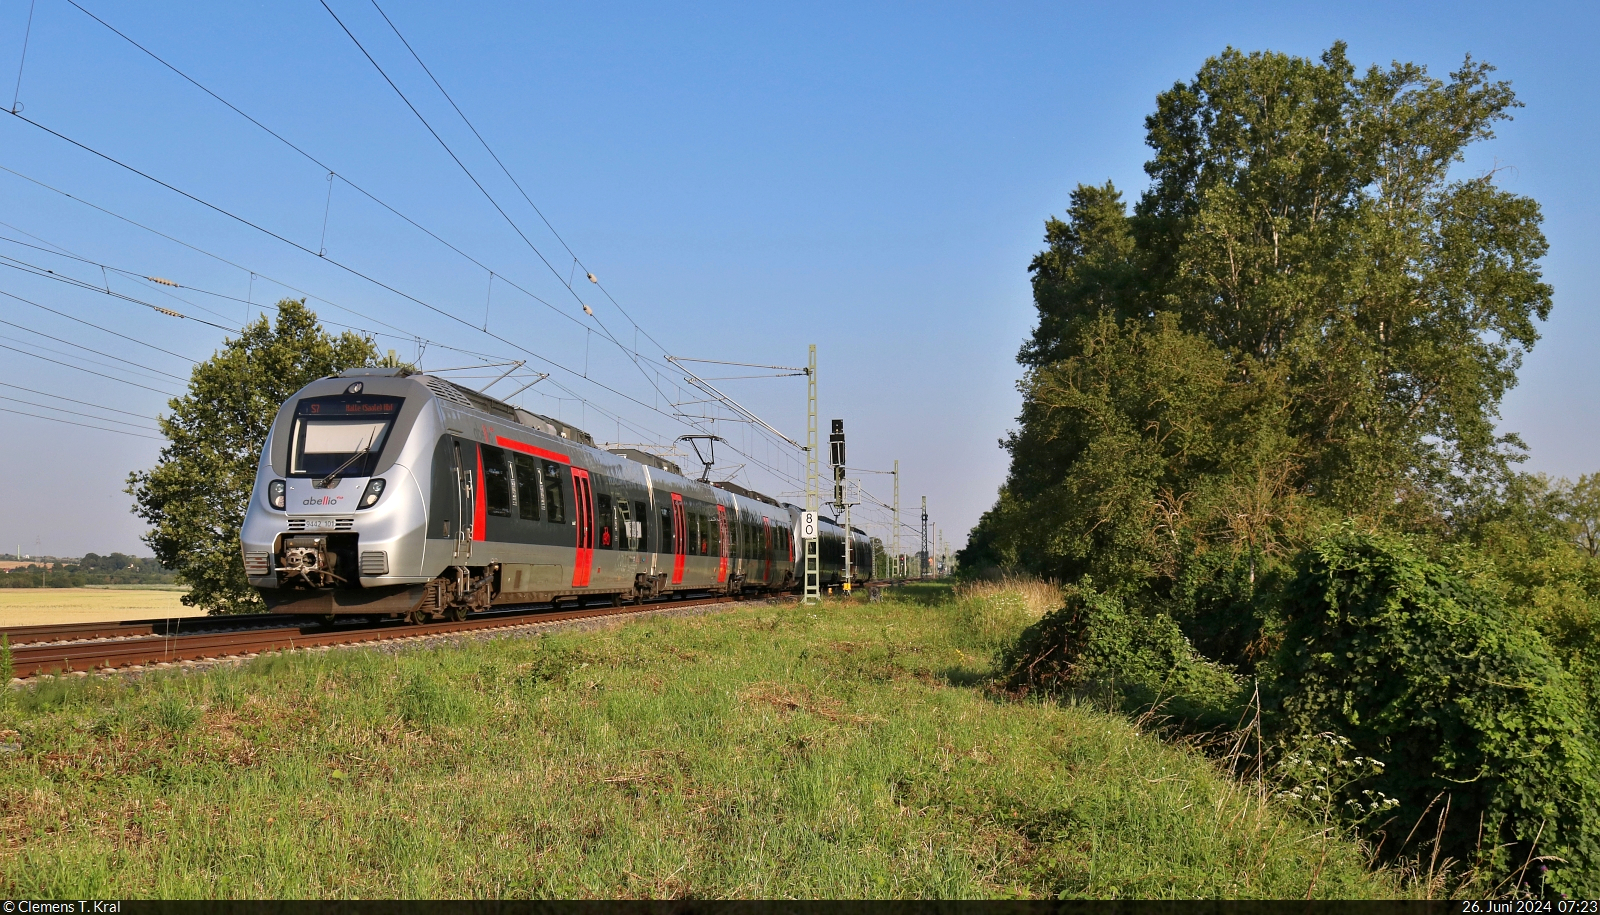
[670,493,686,584]
[762,516,773,582]
[571,468,594,587]
[716,505,729,583]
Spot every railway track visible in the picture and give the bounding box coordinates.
[1,592,788,681]
[1,613,334,646]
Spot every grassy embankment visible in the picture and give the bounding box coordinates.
[0,583,1403,898]
[0,588,190,628]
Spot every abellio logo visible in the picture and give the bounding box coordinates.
[302,495,346,506]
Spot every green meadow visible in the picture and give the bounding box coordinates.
[0,584,1401,898]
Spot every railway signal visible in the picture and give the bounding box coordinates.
[830,419,860,591]
[921,495,929,579]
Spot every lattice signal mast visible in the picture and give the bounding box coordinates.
[892,459,900,579]
[803,344,821,605]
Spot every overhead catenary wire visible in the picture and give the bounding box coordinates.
[364,0,675,361]
[0,266,779,495]
[0,320,186,384]
[0,218,537,368]
[0,229,474,358]
[0,220,694,463]
[0,274,198,362]
[0,339,175,395]
[9,11,813,493]
[0,162,485,345]
[0,253,237,333]
[9,0,36,114]
[315,0,582,315]
[4,48,799,490]
[0,393,157,431]
[55,0,610,346]
[0,404,163,440]
[315,0,685,413]
[4,111,683,420]
[0,379,152,420]
[3,113,805,485]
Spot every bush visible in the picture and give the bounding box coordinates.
[999,583,1241,727]
[1272,530,1600,897]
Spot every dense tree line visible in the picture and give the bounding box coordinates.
[1,553,174,587]
[966,44,1599,896]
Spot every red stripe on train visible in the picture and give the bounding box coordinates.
[473,445,487,541]
[494,435,572,464]
[716,504,728,583]
[671,493,686,584]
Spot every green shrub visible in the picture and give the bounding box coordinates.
[999,584,1241,727]
[1272,530,1600,897]
[1169,548,1299,673]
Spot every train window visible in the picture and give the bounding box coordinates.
[635,501,648,551]
[699,514,710,555]
[687,513,699,556]
[542,461,566,524]
[514,454,539,521]
[289,395,402,477]
[597,494,614,549]
[711,510,723,556]
[482,446,512,517]
[617,499,634,550]
[660,506,672,554]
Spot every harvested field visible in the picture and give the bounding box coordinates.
[0,588,191,628]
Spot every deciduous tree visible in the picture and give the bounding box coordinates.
[964,44,1551,597]
[127,300,379,613]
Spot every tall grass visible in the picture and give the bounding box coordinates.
[954,577,1063,620]
[949,577,1062,654]
[0,589,1403,899]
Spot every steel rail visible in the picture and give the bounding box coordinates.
[5,592,778,680]
[0,614,332,646]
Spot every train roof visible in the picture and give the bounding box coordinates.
[338,368,794,509]
[340,367,594,445]
[607,448,682,476]
[712,480,781,507]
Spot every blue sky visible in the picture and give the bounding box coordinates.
[0,0,1595,558]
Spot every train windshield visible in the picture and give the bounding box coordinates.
[288,395,404,477]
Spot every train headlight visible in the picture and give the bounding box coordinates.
[268,480,286,510]
[359,478,386,509]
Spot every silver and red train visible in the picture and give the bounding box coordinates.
[241,367,871,620]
